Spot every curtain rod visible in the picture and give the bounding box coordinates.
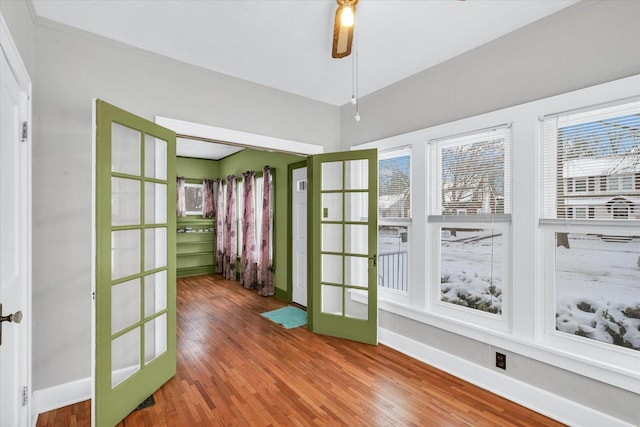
[176,133,310,158]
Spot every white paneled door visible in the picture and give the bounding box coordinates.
[0,13,32,427]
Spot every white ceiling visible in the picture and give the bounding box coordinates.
[31,0,579,107]
[176,137,244,160]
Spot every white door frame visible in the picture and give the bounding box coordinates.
[154,116,324,156]
[0,11,33,426]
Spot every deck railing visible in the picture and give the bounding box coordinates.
[378,250,408,292]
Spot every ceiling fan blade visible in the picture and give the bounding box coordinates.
[332,3,356,59]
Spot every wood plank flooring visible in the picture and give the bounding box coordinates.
[37,274,564,426]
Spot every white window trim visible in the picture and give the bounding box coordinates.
[351,74,640,394]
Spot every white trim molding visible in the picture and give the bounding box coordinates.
[155,116,324,156]
[32,377,91,421]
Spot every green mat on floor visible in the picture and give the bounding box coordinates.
[261,306,307,329]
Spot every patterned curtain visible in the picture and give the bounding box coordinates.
[258,166,274,296]
[214,179,224,274]
[240,171,258,289]
[223,175,237,280]
[202,179,215,218]
[176,176,186,217]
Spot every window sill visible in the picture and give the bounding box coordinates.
[377,297,640,394]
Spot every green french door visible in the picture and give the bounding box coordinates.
[309,149,378,345]
[93,100,176,426]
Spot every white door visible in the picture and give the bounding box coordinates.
[0,14,32,427]
[291,167,307,306]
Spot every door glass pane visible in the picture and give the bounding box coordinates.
[321,254,343,284]
[145,228,167,271]
[321,284,343,315]
[345,192,368,222]
[145,135,167,180]
[321,193,342,221]
[321,224,342,253]
[112,230,140,280]
[346,289,368,320]
[345,224,368,255]
[111,327,140,388]
[322,161,343,191]
[345,159,368,190]
[111,177,140,226]
[345,256,367,288]
[112,123,140,176]
[144,314,167,364]
[144,271,167,317]
[145,182,167,224]
[111,279,140,334]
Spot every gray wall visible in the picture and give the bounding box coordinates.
[2,0,340,391]
[341,1,640,424]
[340,0,640,146]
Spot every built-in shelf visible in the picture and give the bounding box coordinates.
[176,217,215,278]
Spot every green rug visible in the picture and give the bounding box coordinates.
[261,306,307,329]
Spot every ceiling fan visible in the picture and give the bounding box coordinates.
[332,0,358,58]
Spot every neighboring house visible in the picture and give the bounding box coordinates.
[562,154,640,219]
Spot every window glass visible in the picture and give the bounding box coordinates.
[378,225,409,292]
[440,135,507,215]
[379,154,410,218]
[542,99,640,356]
[184,183,203,215]
[378,149,411,294]
[555,233,640,352]
[541,101,640,220]
[440,228,503,314]
[429,126,511,317]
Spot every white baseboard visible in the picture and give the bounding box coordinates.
[32,376,91,419]
[379,328,634,427]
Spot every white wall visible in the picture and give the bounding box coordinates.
[2,0,340,393]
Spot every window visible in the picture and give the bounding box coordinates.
[540,98,640,354]
[429,126,511,320]
[255,174,274,261]
[378,148,411,294]
[184,183,203,215]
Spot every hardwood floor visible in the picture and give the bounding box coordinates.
[37,275,564,426]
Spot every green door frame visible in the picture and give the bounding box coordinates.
[307,149,378,345]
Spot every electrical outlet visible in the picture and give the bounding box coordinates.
[496,352,506,370]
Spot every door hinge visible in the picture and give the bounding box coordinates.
[21,386,28,406]
[92,291,96,301]
[21,122,28,142]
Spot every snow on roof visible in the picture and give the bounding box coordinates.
[379,194,405,208]
[564,155,640,178]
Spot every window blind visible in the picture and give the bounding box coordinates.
[429,126,511,216]
[540,99,640,220]
[379,147,411,219]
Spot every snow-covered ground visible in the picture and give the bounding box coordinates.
[440,229,502,314]
[556,234,640,351]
